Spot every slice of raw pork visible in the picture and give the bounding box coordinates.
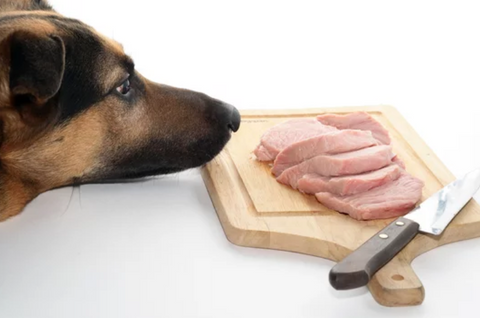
[253,119,337,161]
[277,145,394,189]
[316,112,391,145]
[297,164,402,196]
[271,129,378,176]
[315,172,424,220]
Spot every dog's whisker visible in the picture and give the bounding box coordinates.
[61,186,76,217]
[78,185,83,212]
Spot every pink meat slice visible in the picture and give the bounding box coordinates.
[271,129,377,176]
[277,145,394,189]
[316,112,391,145]
[315,172,424,220]
[253,119,337,161]
[392,155,406,169]
[297,164,402,196]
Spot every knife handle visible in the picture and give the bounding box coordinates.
[329,217,419,290]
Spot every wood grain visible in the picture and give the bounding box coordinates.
[201,105,480,307]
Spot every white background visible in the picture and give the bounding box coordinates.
[1,0,480,317]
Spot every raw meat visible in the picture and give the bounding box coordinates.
[253,119,337,161]
[252,111,424,221]
[271,129,377,176]
[297,164,402,196]
[277,145,394,189]
[392,155,406,169]
[315,172,424,220]
[316,112,391,145]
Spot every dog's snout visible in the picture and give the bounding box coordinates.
[228,106,241,132]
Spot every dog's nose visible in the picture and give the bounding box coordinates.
[205,98,241,133]
[218,102,240,132]
[228,106,241,132]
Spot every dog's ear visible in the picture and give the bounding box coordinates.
[9,30,65,106]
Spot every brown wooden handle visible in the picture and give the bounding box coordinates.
[329,217,419,290]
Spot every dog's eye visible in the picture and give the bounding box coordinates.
[116,79,131,95]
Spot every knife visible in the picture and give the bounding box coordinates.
[329,167,480,290]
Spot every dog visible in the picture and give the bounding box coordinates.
[0,0,241,221]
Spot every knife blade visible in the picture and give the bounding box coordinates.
[329,167,480,290]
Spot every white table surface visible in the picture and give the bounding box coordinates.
[1,1,480,317]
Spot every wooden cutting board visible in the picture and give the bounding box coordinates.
[200,105,480,307]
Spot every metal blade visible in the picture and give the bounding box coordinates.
[405,168,480,235]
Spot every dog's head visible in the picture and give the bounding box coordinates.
[0,0,240,220]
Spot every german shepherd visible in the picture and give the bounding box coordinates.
[0,0,241,221]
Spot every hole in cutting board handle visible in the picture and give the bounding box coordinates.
[391,274,405,281]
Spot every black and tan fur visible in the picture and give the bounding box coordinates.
[0,0,240,220]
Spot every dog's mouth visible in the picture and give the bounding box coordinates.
[81,127,235,184]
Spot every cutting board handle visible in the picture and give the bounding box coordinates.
[329,217,419,290]
[367,253,425,306]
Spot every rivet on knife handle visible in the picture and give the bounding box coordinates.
[329,217,419,290]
